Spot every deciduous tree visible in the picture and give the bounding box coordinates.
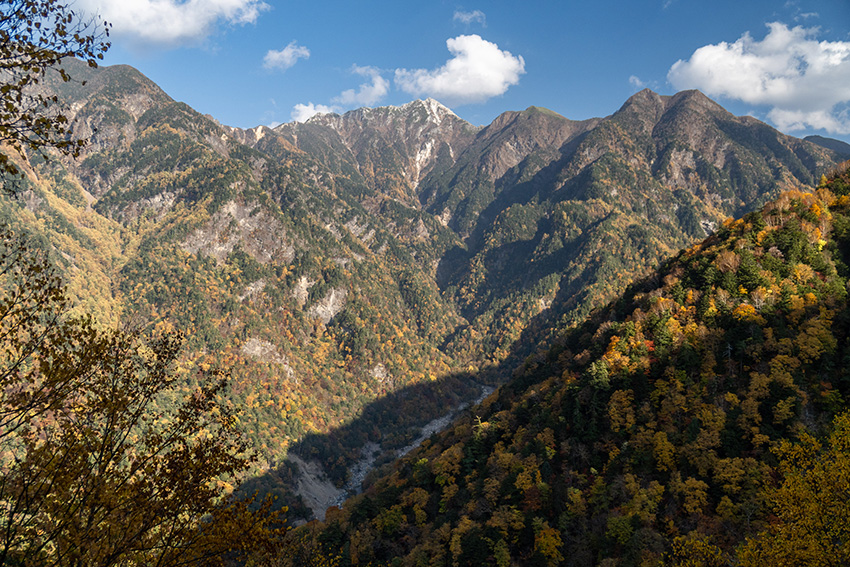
[737,411,850,566]
[0,0,109,179]
[0,228,283,566]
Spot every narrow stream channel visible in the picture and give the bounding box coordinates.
[292,385,495,520]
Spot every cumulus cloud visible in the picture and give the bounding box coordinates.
[332,66,390,106]
[76,0,269,45]
[668,22,850,134]
[453,10,486,26]
[291,103,339,123]
[394,35,525,105]
[264,41,310,71]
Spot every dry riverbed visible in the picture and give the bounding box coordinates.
[288,385,494,521]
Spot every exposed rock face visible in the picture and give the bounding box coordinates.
[181,200,295,264]
[292,276,314,308]
[241,337,287,364]
[662,148,700,190]
[249,99,480,204]
[307,288,347,325]
[286,454,344,522]
[224,124,299,153]
[240,338,297,381]
[369,363,390,383]
[239,280,267,301]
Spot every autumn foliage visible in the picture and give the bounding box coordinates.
[286,167,850,566]
[0,227,285,566]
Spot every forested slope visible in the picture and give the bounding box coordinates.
[287,163,850,566]
[10,59,845,523]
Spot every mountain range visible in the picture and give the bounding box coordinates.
[6,58,846,523]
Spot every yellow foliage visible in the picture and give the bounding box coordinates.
[653,431,676,472]
[671,474,709,515]
[533,518,564,565]
[623,474,665,524]
[486,505,525,539]
[733,303,765,325]
[668,533,726,567]
[737,412,850,566]
[608,389,636,433]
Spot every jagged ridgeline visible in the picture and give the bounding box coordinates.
[258,89,841,372]
[6,59,844,520]
[288,165,850,566]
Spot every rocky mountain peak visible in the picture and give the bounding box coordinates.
[661,89,731,124]
[299,111,341,128]
[401,98,459,125]
[483,105,573,135]
[263,99,479,200]
[46,59,171,122]
[623,87,665,108]
[612,88,669,134]
[612,88,731,139]
[298,99,461,132]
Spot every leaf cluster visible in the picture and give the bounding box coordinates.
[0,0,109,180]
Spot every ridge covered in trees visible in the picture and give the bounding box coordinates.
[286,164,850,566]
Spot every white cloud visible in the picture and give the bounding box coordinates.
[291,67,388,123]
[76,0,269,45]
[629,75,661,92]
[332,66,390,106]
[668,22,850,134]
[264,41,310,71]
[453,10,486,26]
[768,107,850,134]
[394,35,525,105]
[291,103,339,123]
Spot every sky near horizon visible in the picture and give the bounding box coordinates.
[74,0,850,143]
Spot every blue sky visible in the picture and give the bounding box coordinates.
[76,0,850,142]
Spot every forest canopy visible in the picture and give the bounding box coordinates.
[282,164,850,566]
